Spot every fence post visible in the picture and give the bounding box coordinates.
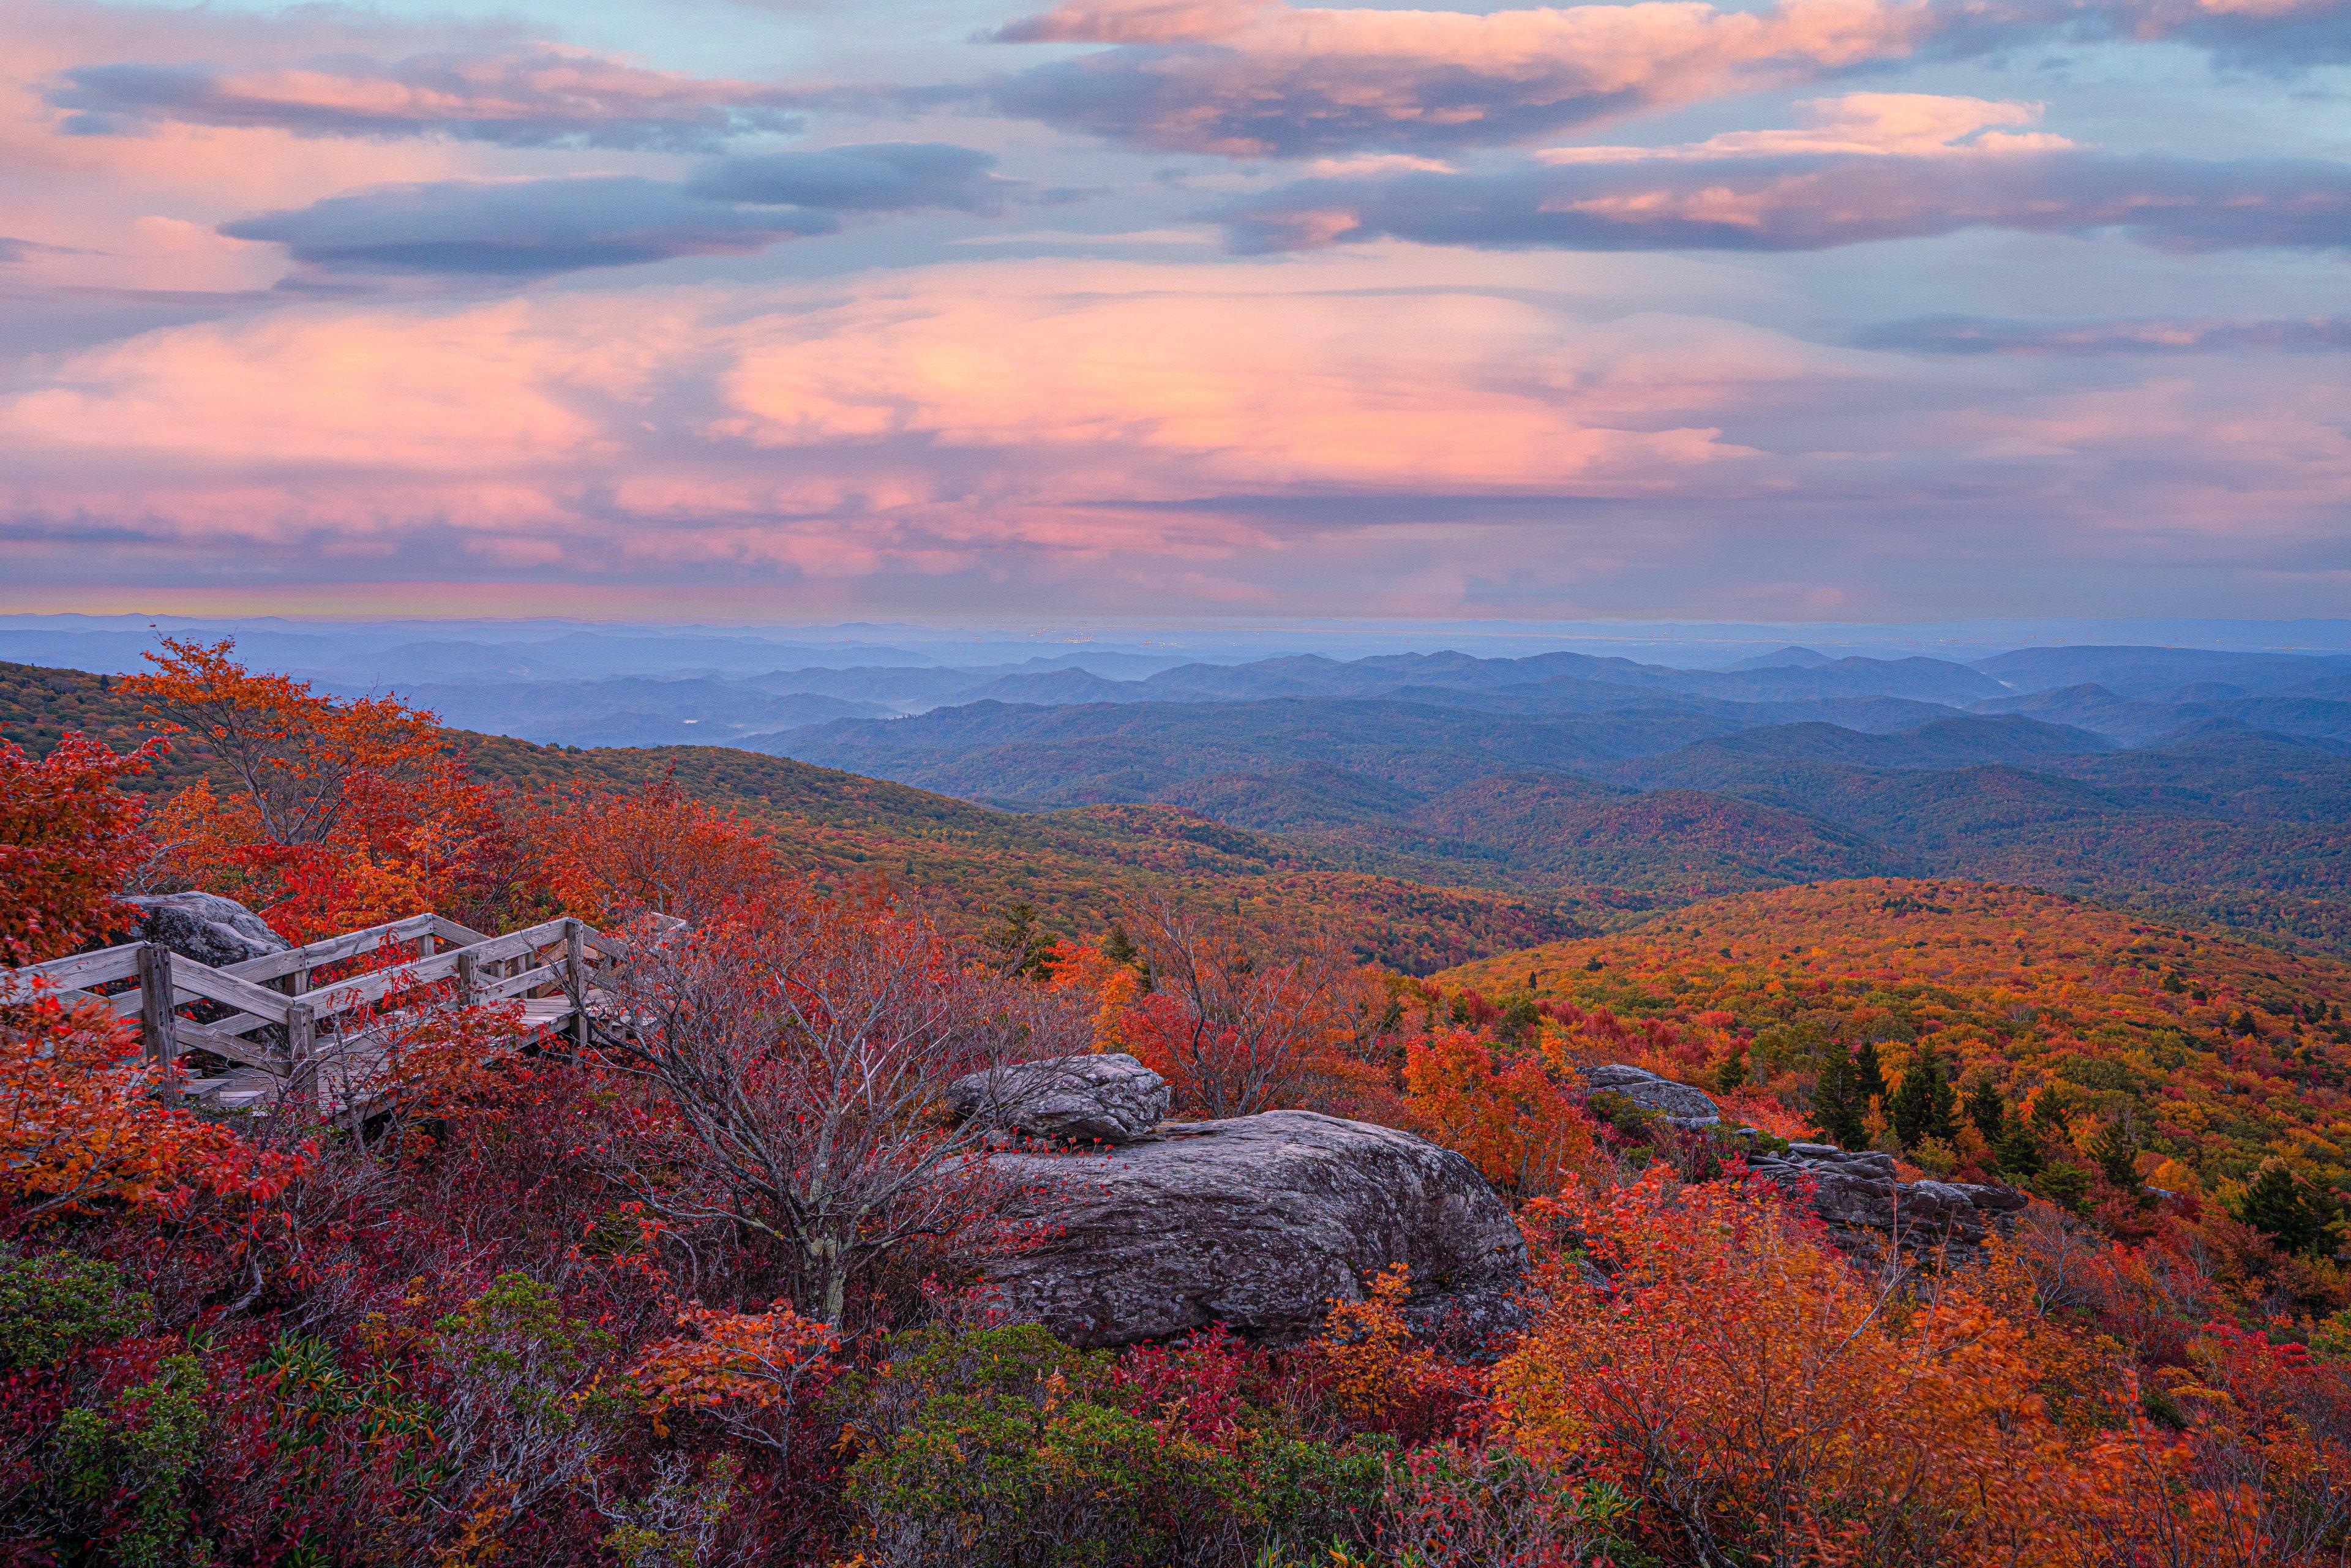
[566,920,589,1053]
[137,943,177,1097]
[456,947,478,1003]
[287,1002,315,1090]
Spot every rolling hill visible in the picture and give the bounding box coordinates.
[1444,877,2351,1193]
[0,660,1602,973]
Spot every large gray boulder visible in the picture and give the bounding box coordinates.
[1747,1142,2028,1258]
[126,893,287,968]
[1583,1063,1720,1128]
[948,1052,1169,1146]
[980,1109,1527,1348]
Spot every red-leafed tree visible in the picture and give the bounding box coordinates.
[592,893,1090,1326]
[1114,899,1374,1119]
[0,726,159,964]
[1403,1029,1597,1198]
[124,637,493,942]
[0,985,302,1225]
[511,773,781,926]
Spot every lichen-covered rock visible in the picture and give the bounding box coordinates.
[1748,1142,2028,1258]
[947,1052,1169,1146]
[1582,1063,1721,1127]
[126,893,287,968]
[980,1109,1526,1347]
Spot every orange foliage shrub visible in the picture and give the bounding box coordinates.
[512,773,780,925]
[1101,901,1398,1118]
[1403,1029,1597,1198]
[1495,1168,2351,1566]
[0,727,158,963]
[126,638,494,941]
[0,984,303,1224]
[631,1302,840,1457]
[1307,1264,1480,1439]
[1501,1169,2133,1567]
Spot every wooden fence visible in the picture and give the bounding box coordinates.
[3,912,606,1112]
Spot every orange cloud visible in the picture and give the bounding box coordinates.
[0,261,1808,591]
[1540,92,2070,161]
[4,258,2348,615]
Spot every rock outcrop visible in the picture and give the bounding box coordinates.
[980,1109,1526,1348]
[125,893,287,968]
[1582,1063,1721,1128]
[947,1052,1169,1146]
[1747,1142,2028,1258]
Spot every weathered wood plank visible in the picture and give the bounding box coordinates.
[301,948,465,1015]
[167,963,297,1022]
[428,915,492,948]
[463,918,574,966]
[17,944,143,989]
[478,961,561,1001]
[223,913,435,984]
[173,1016,280,1071]
[138,945,176,1090]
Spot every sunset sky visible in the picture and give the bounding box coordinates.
[2,0,2348,625]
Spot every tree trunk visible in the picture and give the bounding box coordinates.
[809,1236,847,1328]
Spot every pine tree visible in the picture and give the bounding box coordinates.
[1810,1047,1867,1149]
[1715,1048,1747,1094]
[1964,1079,2007,1144]
[2090,1117,2143,1197]
[1993,1119,2044,1178]
[985,901,1057,980]
[1889,1045,1959,1150]
[2237,1163,2330,1256]
[1852,1039,1888,1109]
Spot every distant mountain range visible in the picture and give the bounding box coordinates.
[757,645,2351,951]
[8,639,2349,955]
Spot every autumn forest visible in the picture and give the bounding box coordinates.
[2,637,2348,1568]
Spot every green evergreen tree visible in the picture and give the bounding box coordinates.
[1888,1045,1959,1150]
[2028,1089,2072,1142]
[1715,1048,1747,1094]
[984,901,1057,980]
[1809,1046,1867,1149]
[1101,921,1140,971]
[1964,1078,2008,1144]
[2090,1117,2143,1197]
[1851,1039,1888,1109]
[2237,1163,2330,1256]
[2031,1163,2093,1217]
[1993,1119,2044,1179]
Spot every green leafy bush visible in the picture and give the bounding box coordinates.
[0,1251,150,1369]
[841,1323,1386,1568]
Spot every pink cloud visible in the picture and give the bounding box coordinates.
[1221,140,2351,253]
[1539,92,2070,161]
[0,263,1809,596]
[50,48,803,150]
[989,0,1949,155]
[2,258,2345,618]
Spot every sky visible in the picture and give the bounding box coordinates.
[1,0,2348,626]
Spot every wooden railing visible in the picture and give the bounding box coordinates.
[3,912,610,1111]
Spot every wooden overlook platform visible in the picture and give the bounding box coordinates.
[4,913,607,1114]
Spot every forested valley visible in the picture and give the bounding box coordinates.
[1,640,2347,1567]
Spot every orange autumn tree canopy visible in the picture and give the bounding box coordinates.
[0,726,159,964]
[124,637,496,942]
